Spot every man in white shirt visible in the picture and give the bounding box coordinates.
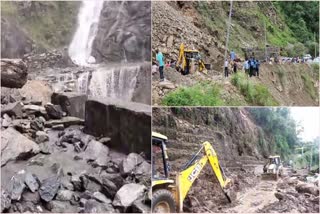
[224,59,229,77]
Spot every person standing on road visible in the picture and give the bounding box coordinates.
[224,59,229,77]
[156,49,165,81]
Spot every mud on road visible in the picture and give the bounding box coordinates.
[183,166,319,213]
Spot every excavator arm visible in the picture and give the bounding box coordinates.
[176,141,231,212]
[176,43,186,71]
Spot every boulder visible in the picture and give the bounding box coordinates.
[7,175,26,201]
[19,80,53,105]
[23,105,46,115]
[35,131,49,143]
[25,172,39,192]
[84,140,109,162]
[84,99,151,158]
[92,191,111,204]
[1,102,23,118]
[1,58,28,88]
[2,114,12,128]
[51,92,87,119]
[30,117,45,131]
[55,190,74,201]
[45,116,84,128]
[112,183,146,208]
[44,104,63,119]
[120,153,144,174]
[1,128,40,166]
[1,190,11,212]
[21,191,40,204]
[39,176,61,202]
[295,182,319,196]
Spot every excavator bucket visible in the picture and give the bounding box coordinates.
[261,173,278,181]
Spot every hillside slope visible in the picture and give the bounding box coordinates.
[152,1,319,106]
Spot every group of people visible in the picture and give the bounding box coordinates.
[224,50,261,78]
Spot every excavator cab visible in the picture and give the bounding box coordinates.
[262,155,283,180]
[176,43,209,75]
[152,132,232,213]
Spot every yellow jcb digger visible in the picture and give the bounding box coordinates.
[262,155,283,180]
[152,132,232,213]
[175,43,210,75]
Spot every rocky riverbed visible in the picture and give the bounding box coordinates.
[1,58,151,213]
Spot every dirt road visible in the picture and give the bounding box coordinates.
[225,179,278,213]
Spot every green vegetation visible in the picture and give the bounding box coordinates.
[301,73,317,99]
[1,1,80,49]
[292,137,319,170]
[249,108,299,160]
[231,72,278,106]
[162,82,224,106]
[273,1,319,57]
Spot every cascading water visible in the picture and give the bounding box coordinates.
[88,65,139,101]
[68,0,141,102]
[68,0,104,66]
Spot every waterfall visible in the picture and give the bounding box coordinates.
[68,0,141,102]
[68,0,104,66]
[89,65,139,101]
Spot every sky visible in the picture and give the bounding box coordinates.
[290,107,320,142]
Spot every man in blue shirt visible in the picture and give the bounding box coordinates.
[230,50,236,61]
[156,49,165,81]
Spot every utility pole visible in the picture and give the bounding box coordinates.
[264,19,268,62]
[314,32,316,58]
[224,0,233,72]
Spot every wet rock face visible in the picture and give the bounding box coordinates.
[1,18,33,58]
[92,1,151,63]
[84,98,151,158]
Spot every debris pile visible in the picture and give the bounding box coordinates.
[1,90,151,213]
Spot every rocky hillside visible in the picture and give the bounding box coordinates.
[152,1,318,66]
[153,108,272,168]
[152,107,319,213]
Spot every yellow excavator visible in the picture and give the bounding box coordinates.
[175,43,209,75]
[152,132,232,213]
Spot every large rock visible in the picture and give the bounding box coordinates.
[45,116,84,128]
[1,128,40,166]
[39,176,61,202]
[1,189,11,212]
[19,80,53,105]
[25,172,39,192]
[44,104,63,119]
[295,182,319,196]
[1,59,28,88]
[84,99,151,158]
[7,174,26,201]
[51,92,87,119]
[1,102,23,118]
[120,153,144,174]
[92,1,151,63]
[84,140,109,163]
[113,183,146,208]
